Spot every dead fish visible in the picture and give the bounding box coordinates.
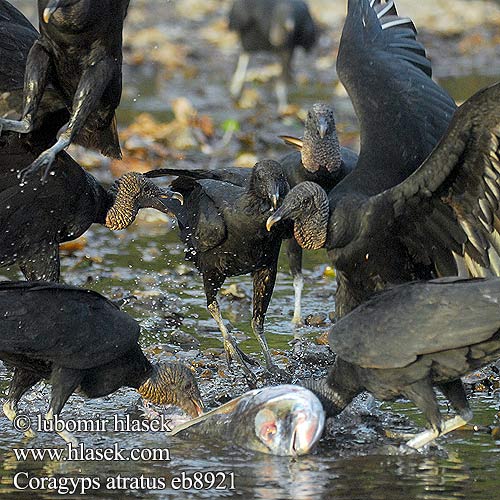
[169,385,325,456]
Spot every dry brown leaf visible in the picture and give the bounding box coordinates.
[315,331,330,345]
[60,237,87,254]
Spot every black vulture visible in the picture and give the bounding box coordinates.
[150,160,290,381]
[0,281,203,444]
[0,1,182,281]
[303,277,500,449]
[268,80,500,317]
[0,142,182,281]
[267,0,465,317]
[228,0,317,110]
[0,0,129,181]
[147,103,358,325]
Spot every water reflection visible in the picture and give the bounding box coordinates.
[1,1,500,492]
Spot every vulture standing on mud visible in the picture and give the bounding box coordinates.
[267,0,466,317]
[147,103,358,325]
[0,282,203,444]
[147,161,289,381]
[228,0,317,110]
[0,1,182,281]
[0,0,129,181]
[304,277,500,449]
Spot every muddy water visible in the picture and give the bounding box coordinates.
[0,219,499,500]
[1,94,499,497]
[2,1,500,498]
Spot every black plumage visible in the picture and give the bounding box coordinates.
[150,160,289,380]
[0,0,67,144]
[0,136,182,281]
[304,277,500,448]
[0,2,181,281]
[0,0,129,181]
[228,0,317,110]
[269,80,500,318]
[267,0,466,317]
[147,103,357,324]
[0,282,203,443]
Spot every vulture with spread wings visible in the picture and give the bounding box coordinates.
[267,0,496,316]
[268,80,500,316]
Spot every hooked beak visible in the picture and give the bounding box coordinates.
[318,118,328,139]
[43,0,63,23]
[152,188,183,216]
[266,213,282,232]
[279,135,303,151]
[160,188,183,206]
[270,187,281,211]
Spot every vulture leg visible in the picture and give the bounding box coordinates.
[19,57,113,182]
[0,41,51,135]
[204,272,257,383]
[3,368,42,438]
[286,238,304,327]
[230,52,250,99]
[46,367,83,445]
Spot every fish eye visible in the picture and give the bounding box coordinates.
[263,423,277,439]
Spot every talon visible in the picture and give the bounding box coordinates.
[18,152,56,183]
[41,161,55,183]
[222,339,257,383]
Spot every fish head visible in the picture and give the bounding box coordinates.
[250,385,325,456]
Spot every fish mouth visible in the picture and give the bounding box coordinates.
[291,428,299,456]
[290,413,324,455]
[43,0,63,23]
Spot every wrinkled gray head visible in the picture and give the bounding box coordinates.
[302,103,342,174]
[137,362,203,418]
[105,172,183,230]
[266,181,329,249]
[249,159,290,210]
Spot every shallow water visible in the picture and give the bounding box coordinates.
[0,173,499,500]
[2,1,500,498]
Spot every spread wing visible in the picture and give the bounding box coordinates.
[331,277,500,368]
[359,81,500,278]
[0,282,140,370]
[338,0,456,189]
